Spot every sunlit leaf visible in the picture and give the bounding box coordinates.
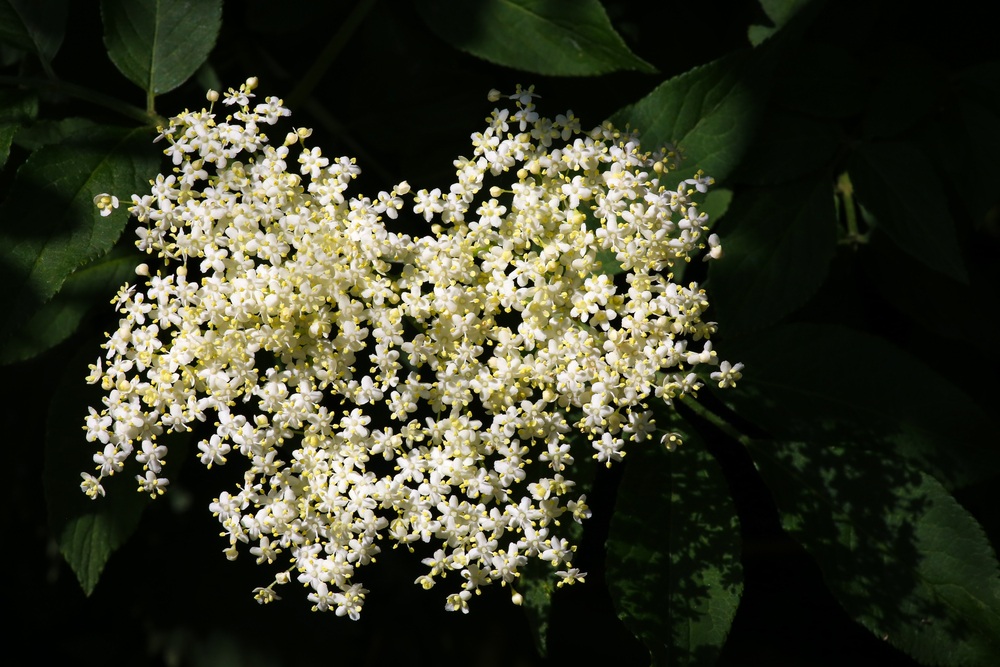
[607,432,743,666]
[414,0,655,76]
[718,323,999,490]
[708,175,837,335]
[101,0,223,96]
[700,186,733,227]
[611,51,770,184]
[748,439,1000,666]
[849,140,967,283]
[0,126,159,344]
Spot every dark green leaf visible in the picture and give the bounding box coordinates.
[925,100,1000,230]
[860,225,1000,359]
[848,141,967,283]
[730,111,840,185]
[708,175,837,334]
[14,117,102,151]
[718,323,999,489]
[414,0,656,77]
[45,342,140,595]
[0,86,37,122]
[45,341,192,595]
[607,432,743,666]
[748,0,814,46]
[0,252,138,365]
[0,87,38,167]
[862,46,947,139]
[772,42,867,119]
[0,0,68,64]
[0,126,159,343]
[511,436,594,656]
[748,439,1000,666]
[956,60,1000,116]
[101,0,223,96]
[0,124,14,167]
[518,557,557,656]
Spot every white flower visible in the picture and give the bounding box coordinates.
[710,361,744,388]
[93,193,119,216]
[80,79,740,619]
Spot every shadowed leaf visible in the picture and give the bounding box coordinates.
[607,430,743,666]
[748,439,1000,666]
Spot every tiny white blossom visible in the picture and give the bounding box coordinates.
[80,79,739,619]
[94,193,119,216]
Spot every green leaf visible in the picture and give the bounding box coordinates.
[718,323,1000,490]
[0,252,138,365]
[607,432,743,666]
[0,86,38,122]
[0,126,159,343]
[729,111,840,185]
[701,186,733,227]
[0,86,38,168]
[14,117,102,151]
[45,340,193,594]
[848,141,968,283]
[413,0,655,77]
[862,46,946,140]
[708,175,837,335]
[0,0,68,65]
[747,440,1000,666]
[44,342,145,595]
[748,0,815,46]
[772,42,867,119]
[0,124,14,168]
[101,0,223,96]
[925,99,1000,230]
[518,557,558,656]
[610,51,771,184]
[957,61,1000,115]
[517,439,594,656]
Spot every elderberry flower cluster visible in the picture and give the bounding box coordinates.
[82,77,743,618]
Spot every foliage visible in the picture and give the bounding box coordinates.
[3,0,997,665]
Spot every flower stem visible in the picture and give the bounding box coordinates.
[680,394,753,448]
[0,75,159,126]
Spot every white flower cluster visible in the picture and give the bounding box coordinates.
[82,77,742,618]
